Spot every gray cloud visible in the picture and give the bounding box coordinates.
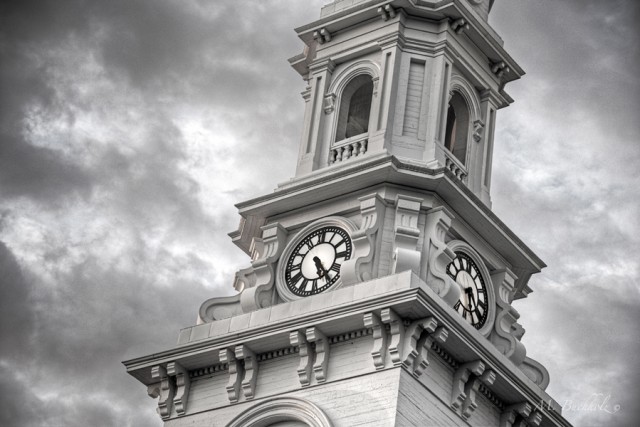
[491,1,640,425]
[0,0,638,426]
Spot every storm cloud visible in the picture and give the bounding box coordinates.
[0,1,638,426]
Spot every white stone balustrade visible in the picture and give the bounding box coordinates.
[445,154,468,183]
[328,136,368,165]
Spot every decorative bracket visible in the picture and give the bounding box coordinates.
[461,368,496,420]
[341,194,385,285]
[199,224,286,322]
[451,360,486,410]
[220,348,242,403]
[240,223,287,312]
[401,317,437,374]
[500,402,532,427]
[167,362,190,416]
[415,325,449,377]
[489,269,527,365]
[392,195,423,276]
[381,308,404,366]
[236,345,258,400]
[527,410,543,427]
[520,356,551,390]
[473,119,485,142]
[424,207,458,306]
[451,18,470,34]
[378,4,396,21]
[307,327,330,383]
[313,28,332,44]
[400,318,448,377]
[290,331,312,386]
[491,61,510,78]
[148,365,175,421]
[323,93,336,114]
[364,312,387,370]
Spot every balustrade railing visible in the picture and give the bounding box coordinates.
[445,154,468,183]
[328,135,368,165]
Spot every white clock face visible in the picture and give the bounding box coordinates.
[447,252,488,329]
[284,226,352,297]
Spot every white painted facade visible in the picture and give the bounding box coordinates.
[124,1,573,426]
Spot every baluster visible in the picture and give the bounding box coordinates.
[337,147,345,162]
[329,149,336,165]
[344,144,352,160]
[360,140,367,155]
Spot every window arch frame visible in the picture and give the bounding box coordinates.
[335,75,374,141]
[226,397,333,427]
[443,75,482,167]
[325,60,380,146]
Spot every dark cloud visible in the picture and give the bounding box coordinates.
[0,241,36,359]
[0,0,638,426]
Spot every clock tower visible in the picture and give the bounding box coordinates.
[124,1,573,426]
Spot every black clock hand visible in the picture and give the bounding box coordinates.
[465,287,475,311]
[313,256,329,280]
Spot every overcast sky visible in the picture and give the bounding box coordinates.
[0,1,638,426]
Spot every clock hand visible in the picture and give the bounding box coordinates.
[313,256,329,280]
[465,287,475,311]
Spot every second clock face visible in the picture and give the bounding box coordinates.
[284,226,352,297]
[447,252,489,329]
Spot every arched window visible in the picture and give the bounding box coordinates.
[226,397,333,427]
[335,74,373,142]
[444,92,470,165]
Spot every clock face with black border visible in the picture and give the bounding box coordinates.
[284,226,352,297]
[447,252,489,329]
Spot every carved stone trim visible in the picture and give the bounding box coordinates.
[401,317,436,373]
[473,119,485,142]
[402,316,449,377]
[392,195,423,276]
[378,4,396,21]
[323,93,336,114]
[528,410,543,427]
[520,356,551,390]
[227,397,333,427]
[149,365,174,421]
[198,294,242,323]
[240,223,287,312]
[461,369,496,420]
[236,345,258,400]
[491,61,510,79]
[490,268,526,363]
[257,346,298,362]
[364,312,387,370]
[328,328,369,343]
[306,327,329,383]
[431,341,458,368]
[341,194,385,285]
[313,28,332,44]
[451,360,485,410]
[381,308,404,366]
[500,402,532,427]
[290,331,312,386]
[167,362,190,416]
[451,18,470,34]
[220,348,242,403]
[414,325,448,377]
[200,224,286,321]
[423,207,458,306]
[189,363,228,379]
